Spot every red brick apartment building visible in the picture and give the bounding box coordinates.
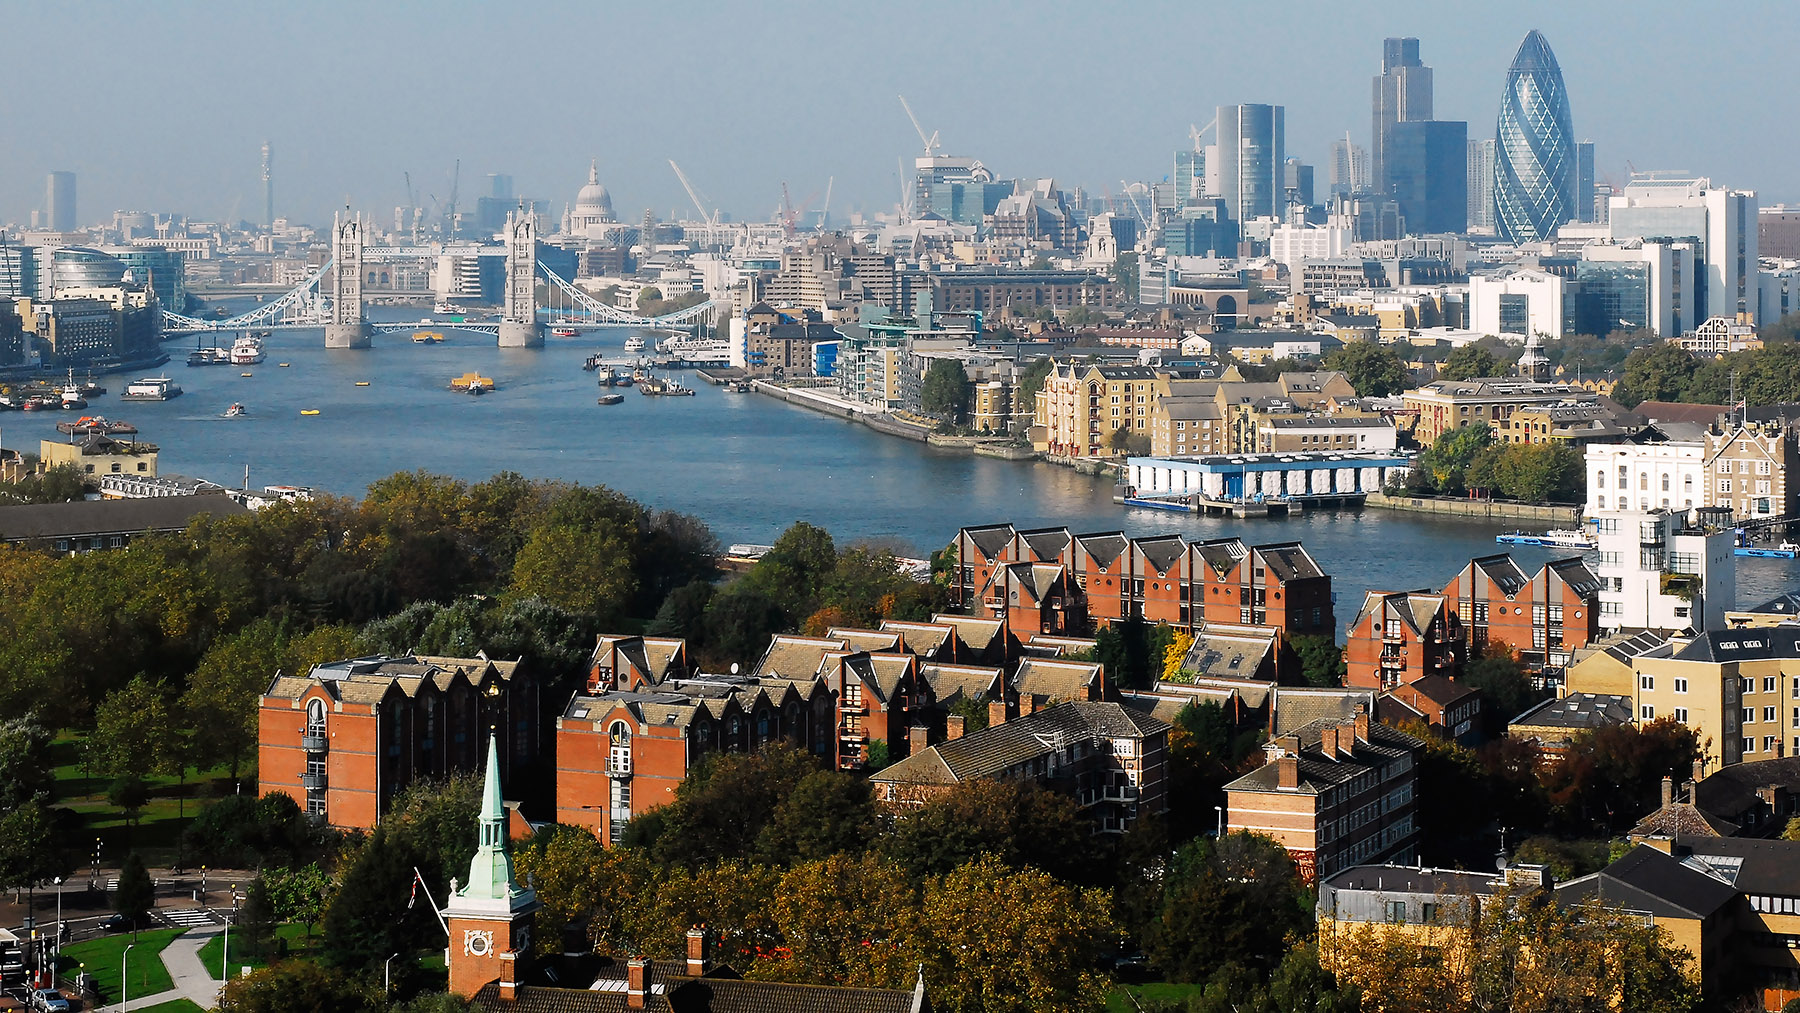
[1343,591,1464,691]
[1225,706,1422,881]
[258,654,536,829]
[953,524,1334,641]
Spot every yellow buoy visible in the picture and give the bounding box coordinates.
[355,381,370,387]
[300,409,321,416]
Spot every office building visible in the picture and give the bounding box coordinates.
[1492,31,1576,243]
[1329,137,1370,197]
[1215,103,1285,226]
[1174,148,1204,204]
[1609,178,1761,325]
[1284,158,1315,210]
[1467,138,1496,231]
[1372,37,1433,196]
[1575,141,1597,223]
[46,172,76,232]
[1387,120,1468,235]
[1759,205,1800,260]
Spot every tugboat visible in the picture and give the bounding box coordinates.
[223,403,247,418]
[230,334,266,364]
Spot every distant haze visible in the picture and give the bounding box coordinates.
[8,0,1797,227]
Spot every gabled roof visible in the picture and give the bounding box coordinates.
[1556,846,1737,921]
[960,524,1015,562]
[919,664,1005,706]
[1016,526,1071,562]
[1510,693,1632,732]
[1253,543,1325,582]
[844,653,916,704]
[1004,561,1067,601]
[1545,557,1603,597]
[1177,629,1275,679]
[1272,687,1378,735]
[1673,627,1800,663]
[1194,538,1247,578]
[826,628,903,654]
[1074,531,1129,569]
[1741,592,1800,617]
[871,701,1170,787]
[752,636,846,680]
[1389,673,1477,710]
[879,620,956,659]
[1469,553,1530,597]
[1673,836,1800,895]
[1693,757,1800,823]
[930,614,1006,653]
[1225,718,1419,795]
[1012,658,1102,703]
[1629,803,1737,840]
[1135,534,1187,575]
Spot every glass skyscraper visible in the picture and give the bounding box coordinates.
[1215,103,1284,227]
[1493,30,1575,243]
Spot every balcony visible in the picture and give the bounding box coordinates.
[300,772,328,790]
[606,757,632,777]
[301,733,328,752]
[983,595,1006,609]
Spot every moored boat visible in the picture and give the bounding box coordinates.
[623,335,647,354]
[56,416,137,435]
[597,393,625,405]
[552,327,580,337]
[230,335,266,364]
[121,377,183,401]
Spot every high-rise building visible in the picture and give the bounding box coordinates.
[1467,138,1497,231]
[1575,141,1596,223]
[1284,158,1314,211]
[488,173,514,200]
[46,172,76,232]
[1493,30,1576,243]
[1609,177,1761,324]
[261,142,273,229]
[1215,103,1284,227]
[1329,137,1370,197]
[1372,37,1433,195]
[1174,149,1204,204]
[1387,120,1467,235]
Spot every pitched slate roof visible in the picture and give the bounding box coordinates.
[1693,757,1800,824]
[1739,592,1800,617]
[475,970,927,1013]
[1017,526,1071,562]
[1673,836,1800,895]
[1674,627,1800,663]
[1272,687,1378,735]
[1254,543,1325,582]
[1629,803,1737,840]
[1011,658,1101,702]
[1469,553,1531,597]
[930,614,1006,654]
[0,494,249,541]
[1074,531,1129,569]
[827,628,904,654]
[1135,534,1187,576]
[1178,629,1275,679]
[1555,845,1737,921]
[871,701,1170,788]
[1225,718,1420,795]
[752,636,846,680]
[919,664,1004,705]
[1509,693,1633,732]
[1193,538,1247,579]
[961,524,1015,561]
[879,620,956,659]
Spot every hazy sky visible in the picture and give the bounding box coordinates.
[8,0,1797,229]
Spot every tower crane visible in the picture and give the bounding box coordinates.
[898,94,940,156]
[668,160,719,227]
[1189,118,1216,152]
[403,171,419,242]
[445,159,461,239]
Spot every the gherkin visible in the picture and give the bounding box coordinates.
[1493,30,1575,243]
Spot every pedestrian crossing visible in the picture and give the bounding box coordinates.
[160,908,219,928]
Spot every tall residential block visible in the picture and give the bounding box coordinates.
[1372,37,1433,195]
[46,171,76,232]
[1493,30,1576,243]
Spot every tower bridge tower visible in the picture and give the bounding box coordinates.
[498,209,542,348]
[325,211,372,349]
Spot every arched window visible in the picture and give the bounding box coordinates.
[1595,471,1605,489]
[1639,473,1648,491]
[306,698,326,734]
[1661,474,1670,491]
[1618,466,1628,486]
[608,721,632,776]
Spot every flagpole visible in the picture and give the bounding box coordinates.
[412,867,450,936]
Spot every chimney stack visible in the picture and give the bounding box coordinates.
[1353,703,1369,742]
[627,957,648,1009]
[1660,775,1674,809]
[1277,754,1300,790]
[498,951,518,1000]
[989,699,1009,727]
[946,714,966,740]
[686,927,709,977]
[908,725,929,755]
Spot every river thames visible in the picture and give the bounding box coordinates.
[10,313,1796,611]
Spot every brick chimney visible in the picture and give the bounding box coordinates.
[1353,703,1369,743]
[989,699,1009,726]
[946,714,966,740]
[1277,754,1300,790]
[908,725,929,754]
[1320,725,1338,758]
[686,927,709,976]
[498,951,518,1001]
[1693,758,1707,782]
[627,957,649,1010]
[1661,775,1674,809]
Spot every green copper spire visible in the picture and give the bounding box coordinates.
[458,734,519,902]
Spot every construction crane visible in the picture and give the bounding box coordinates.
[1120,180,1151,231]
[1188,118,1216,153]
[668,160,718,227]
[898,94,940,156]
[403,171,419,242]
[445,159,461,239]
[817,176,833,231]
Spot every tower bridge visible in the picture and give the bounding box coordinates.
[161,208,721,345]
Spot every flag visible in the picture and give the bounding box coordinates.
[408,871,419,910]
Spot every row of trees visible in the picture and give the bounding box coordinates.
[1615,338,1800,408]
[1402,422,1584,502]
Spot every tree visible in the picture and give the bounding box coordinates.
[0,798,72,893]
[1322,340,1410,396]
[1288,634,1344,687]
[1439,343,1502,381]
[920,358,973,421]
[1461,646,1543,735]
[508,521,636,621]
[645,579,714,641]
[1112,251,1140,303]
[1092,619,1172,691]
[1146,833,1311,982]
[754,853,919,988]
[1784,816,1800,841]
[87,675,181,778]
[183,792,325,869]
[1418,423,1495,494]
[0,463,89,506]
[0,714,53,809]
[238,876,280,961]
[217,961,377,1013]
[320,826,442,971]
[700,585,788,669]
[1615,341,1702,408]
[741,522,837,622]
[915,854,1115,1013]
[653,746,822,867]
[881,780,1100,885]
[263,862,333,938]
[1015,357,1054,411]
[1106,426,1133,453]
[755,769,875,863]
[107,775,151,831]
[183,617,291,780]
[1544,718,1704,834]
[115,852,155,930]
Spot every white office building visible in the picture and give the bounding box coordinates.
[1591,509,1733,633]
[1586,440,1706,518]
[1608,178,1760,325]
[1268,224,1350,271]
[1579,239,1698,337]
[1468,268,1565,338]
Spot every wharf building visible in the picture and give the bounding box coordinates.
[1585,419,1796,525]
[258,654,538,829]
[555,623,1111,845]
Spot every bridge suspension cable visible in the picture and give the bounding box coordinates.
[535,263,720,328]
[163,259,336,332]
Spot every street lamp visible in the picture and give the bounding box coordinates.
[1214,805,1224,838]
[52,877,62,990]
[385,953,400,995]
[122,942,135,1013]
[221,916,230,982]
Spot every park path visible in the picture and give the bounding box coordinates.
[90,925,225,1012]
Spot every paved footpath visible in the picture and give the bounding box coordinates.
[90,925,225,1012]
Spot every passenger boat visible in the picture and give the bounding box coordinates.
[230,335,266,364]
[597,393,625,405]
[57,416,137,435]
[187,347,231,366]
[355,381,371,387]
[121,377,183,401]
[1738,542,1800,558]
[413,332,444,344]
[623,335,647,354]
[450,371,495,395]
[655,334,732,364]
[223,403,247,418]
[552,327,580,337]
[1495,528,1596,548]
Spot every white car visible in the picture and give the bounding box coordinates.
[33,989,72,1013]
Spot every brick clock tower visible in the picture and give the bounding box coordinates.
[444,736,540,999]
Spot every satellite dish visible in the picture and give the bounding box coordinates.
[729,662,739,675]
[1495,852,1509,872]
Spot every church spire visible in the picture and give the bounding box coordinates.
[458,734,520,902]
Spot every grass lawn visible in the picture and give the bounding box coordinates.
[196,923,316,977]
[1106,982,1208,1012]
[50,733,245,868]
[135,1001,207,1013]
[58,927,185,1002]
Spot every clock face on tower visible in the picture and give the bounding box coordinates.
[515,922,532,955]
[464,929,494,957]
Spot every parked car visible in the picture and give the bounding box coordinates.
[33,988,73,1012]
[99,914,140,934]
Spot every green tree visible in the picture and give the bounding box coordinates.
[508,521,636,621]
[238,876,280,961]
[645,578,714,641]
[320,826,441,971]
[217,961,376,1013]
[263,862,333,938]
[920,358,973,420]
[654,746,822,867]
[1112,251,1140,303]
[1322,340,1410,396]
[915,854,1116,1013]
[1145,833,1311,982]
[1419,423,1495,494]
[741,521,838,622]
[756,769,875,863]
[1439,343,1502,381]
[1015,357,1054,411]
[756,853,920,988]
[1462,646,1543,735]
[0,463,89,506]
[183,617,291,780]
[106,775,151,830]
[1615,341,1702,408]
[1106,425,1133,453]
[87,675,181,778]
[700,585,788,669]
[1092,619,1172,691]
[1287,634,1344,687]
[0,714,54,809]
[881,779,1100,885]
[115,851,155,930]
[0,798,72,893]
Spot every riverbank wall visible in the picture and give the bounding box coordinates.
[1364,491,1581,524]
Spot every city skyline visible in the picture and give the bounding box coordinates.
[6,0,1799,229]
